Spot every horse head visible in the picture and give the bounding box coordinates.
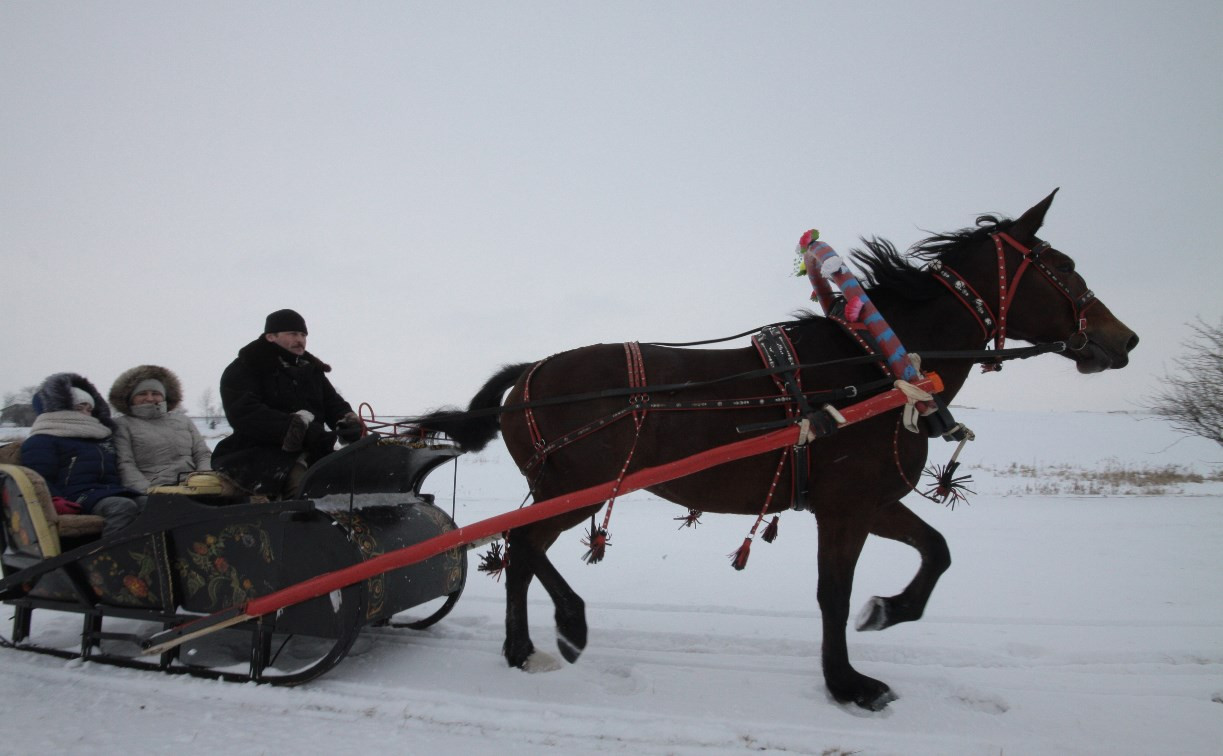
[928,190,1139,374]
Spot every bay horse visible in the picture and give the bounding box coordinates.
[417,191,1138,710]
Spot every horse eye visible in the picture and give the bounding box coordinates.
[1050,254,1075,274]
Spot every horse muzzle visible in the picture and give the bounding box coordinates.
[1072,326,1139,373]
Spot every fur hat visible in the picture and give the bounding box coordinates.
[109,365,185,415]
[264,309,308,335]
[33,372,115,428]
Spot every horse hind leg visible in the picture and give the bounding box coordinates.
[502,528,542,670]
[856,500,951,632]
[503,521,589,671]
[531,547,587,663]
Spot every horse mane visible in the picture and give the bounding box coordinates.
[849,213,1016,300]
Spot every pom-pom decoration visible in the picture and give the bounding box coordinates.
[675,509,703,529]
[921,460,975,509]
[793,229,820,277]
[477,541,508,581]
[581,526,610,564]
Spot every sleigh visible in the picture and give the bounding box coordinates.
[0,430,464,684]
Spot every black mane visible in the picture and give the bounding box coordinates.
[849,213,1016,300]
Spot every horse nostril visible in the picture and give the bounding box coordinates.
[1126,333,1140,353]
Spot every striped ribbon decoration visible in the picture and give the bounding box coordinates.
[798,230,919,383]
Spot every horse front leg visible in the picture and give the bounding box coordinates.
[816,513,897,710]
[856,500,952,631]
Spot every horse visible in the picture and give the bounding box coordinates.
[416,190,1138,710]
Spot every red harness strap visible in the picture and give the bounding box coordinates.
[521,358,550,450]
[624,341,648,416]
[583,343,651,562]
[930,231,1098,371]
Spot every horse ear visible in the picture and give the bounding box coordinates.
[1009,188,1059,240]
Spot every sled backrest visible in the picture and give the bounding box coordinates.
[0,446,107,559]
[1,463,63,558]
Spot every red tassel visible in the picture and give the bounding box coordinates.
[581,527,610,564]
[477,541,507,581]
[729,537,752,571]
[761,515,779,543]
[674,509,703,529]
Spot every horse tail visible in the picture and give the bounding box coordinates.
[415,362,532,452]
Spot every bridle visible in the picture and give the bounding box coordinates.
[928,231,1097,370]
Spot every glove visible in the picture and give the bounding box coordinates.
[281,410,315,453]
[335,411,363,444]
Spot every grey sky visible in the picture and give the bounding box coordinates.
[2,2,1220,418]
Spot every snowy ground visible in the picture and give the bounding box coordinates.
[2,409,1221,755]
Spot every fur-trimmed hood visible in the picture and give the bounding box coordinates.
[32,372,116,430]
[236,336,334,375]
[109,364,186,414]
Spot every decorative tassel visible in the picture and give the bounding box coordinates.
[477,541,508,581]
[729,537,752,571]
[761,515,779,543]
[581,526,610,564]
[922,460,976,509]
[844,296,865,321]
[674,508,703,529]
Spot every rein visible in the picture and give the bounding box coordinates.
[423,340,1066,425]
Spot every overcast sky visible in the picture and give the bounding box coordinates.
[2,2,1220,421]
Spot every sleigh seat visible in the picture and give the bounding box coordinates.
[0,441,106,562]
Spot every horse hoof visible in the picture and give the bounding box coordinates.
[828,672,897,711]
[521,650,562,673]
[557,631,584,664]
[857,686,898,711]
[855,596,889,631]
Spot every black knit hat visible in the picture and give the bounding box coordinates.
[264,309,308,335]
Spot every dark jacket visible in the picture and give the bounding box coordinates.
[213,337,353,462]
[21,372,140,512]
[21,433,135,511]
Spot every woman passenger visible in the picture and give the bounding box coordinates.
[109,365,211,491]
[20,373,146,537]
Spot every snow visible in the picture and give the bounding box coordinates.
[2,409,1221,755]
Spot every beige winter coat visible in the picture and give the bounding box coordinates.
[109,365,212,491]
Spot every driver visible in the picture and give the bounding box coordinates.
[212,309,362,497]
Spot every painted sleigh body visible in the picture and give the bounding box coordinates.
[0,433,464,684]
